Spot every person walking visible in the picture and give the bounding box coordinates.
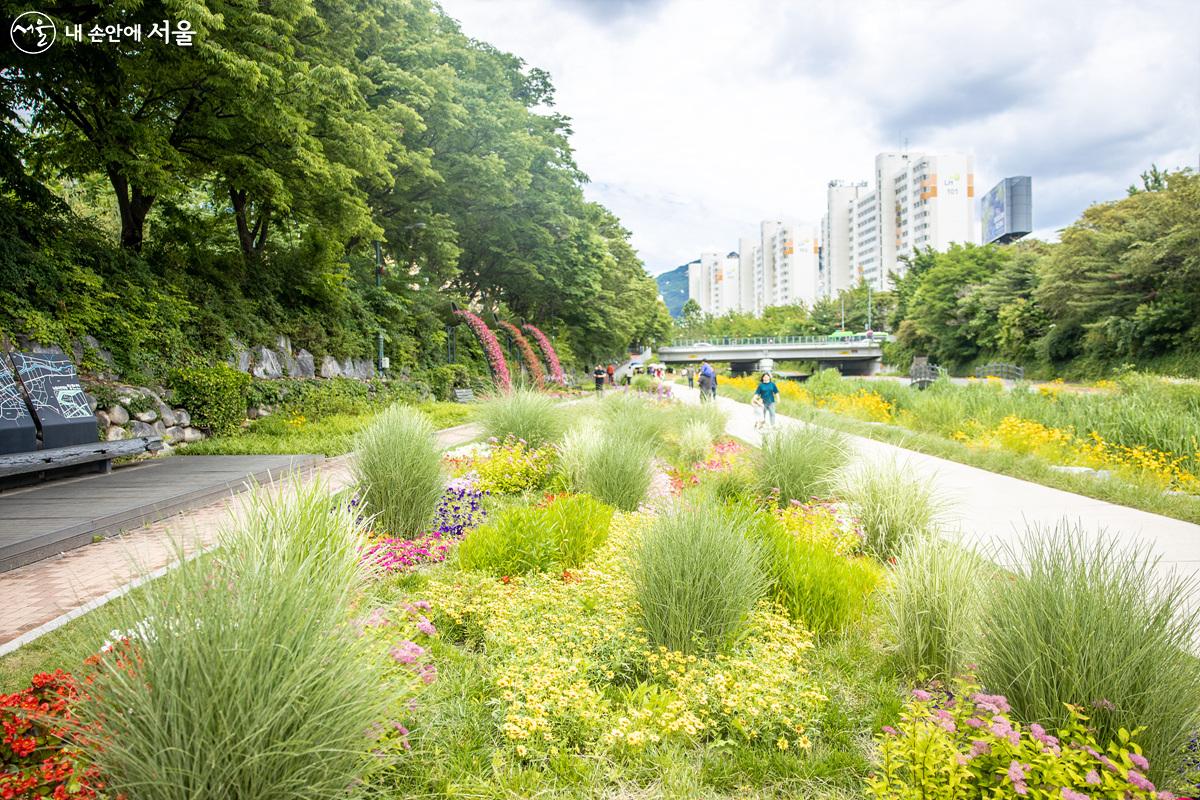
[684,367,694,389]
[754,371,780,429]
[698,360,715,402]
[593,364,606,394]
[606,363,616,386]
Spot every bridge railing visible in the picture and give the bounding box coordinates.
[665,333,890,348]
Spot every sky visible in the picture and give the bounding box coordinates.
[442,0,1200,275]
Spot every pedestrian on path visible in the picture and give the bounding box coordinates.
[754,371,779,428]
[593,364,606,393]
[698,360,716,402]
[683,367,694,389]
[606,363,616,385]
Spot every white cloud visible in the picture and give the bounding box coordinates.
[442,0,1200,273]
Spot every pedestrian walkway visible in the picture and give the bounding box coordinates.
[683,386,1200,587]
[0,422,481,653]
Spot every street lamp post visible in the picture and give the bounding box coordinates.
[374,241,385,372]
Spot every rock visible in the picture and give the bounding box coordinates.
[107,405,130,425]
[230,339,252,373]
[251,346,283,379]
[85,392,99,413]
[105,425,128,441]
[246,406,258,421]
[130,420,157,438]
[174,408,191,427]
[153,420,168,436]
[96,410,110,428]
[256,407,271,418]
[319,355,342,379]
[294,349,316,378]
[342,358,375,380]
[164,425,185,442]
[183,427,206,443]
[157,404,177,427]
[276,336,298,376]
[134,409,158,424]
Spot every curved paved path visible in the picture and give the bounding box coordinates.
[680,386,1200,591]
[0,422,481,655]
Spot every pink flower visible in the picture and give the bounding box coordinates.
[1084,769,1100,785]
[522,323,566,384]
[1007,761,1030,795]
[416,616,436,636]
[389,640,425,664]
[881,725,898,736]
[972,692,1011,715]
[455,310,512,392]
[420,663,438,685]
[1061,789,1089,800]
[965,717,984,729]
[990,716,1020,746]
[970,740,991,756]
[1126,771,1154,792]
[911,689,931,701]
[1128,752,1148,771]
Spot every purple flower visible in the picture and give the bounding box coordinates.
[522,323,566,384]
[455,310,512,392]
[972,692,1011,715]
[1084,769,1100,785]
[911,689,932,701]
[965,717,984,729]
[1061,789,1089,800]
[420,663,438,685]
[1128,751,1149,771]
[970,740,991,757]
[416,616,436,636]
[991,716,1020,747]
[882,725,898,736]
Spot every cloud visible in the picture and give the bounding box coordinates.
[443,0,1200,273]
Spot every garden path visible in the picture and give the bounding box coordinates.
[678,386,1200,594]
[0,422,481,654]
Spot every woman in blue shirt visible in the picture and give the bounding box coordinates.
[754,372,780,428]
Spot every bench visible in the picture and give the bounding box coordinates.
[452,387,476,403]
[1,351,162,485]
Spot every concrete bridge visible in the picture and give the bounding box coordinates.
[658,335,887,376]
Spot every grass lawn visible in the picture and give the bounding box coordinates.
[180,401,474,456]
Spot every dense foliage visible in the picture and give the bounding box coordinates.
[0,0,670,381]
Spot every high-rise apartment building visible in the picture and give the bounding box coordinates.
[684,221,820,316]
[686,250,742,316]
[822,151,977,295]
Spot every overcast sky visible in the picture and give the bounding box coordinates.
[443,0,1200,275]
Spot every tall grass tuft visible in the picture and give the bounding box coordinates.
[599,391,670,449]
[457,494,613,575]
[672,419,713,469]
[980,521,1200,782]
[560,420,655,511]
[754,424,849,504]
[838,459,945,561]
[749,512,881,639]
[631,502,767,654]
[73,480,399,799]
[354,404,445,537]
[477,386,565,447]
[675,402,728,441]
[884,533,984,680]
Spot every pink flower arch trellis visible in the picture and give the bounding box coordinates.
[522,323,566,385]
[454,310,512,392]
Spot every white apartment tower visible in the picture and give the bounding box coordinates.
[824,152,977,294]
[819,181,868,298]
[737,237,757,313]
[687,251,743,316]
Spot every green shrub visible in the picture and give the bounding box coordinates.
[74,479,401,799]
[279,378,373,418]
[749,512,880,638]
[698,463,759,506]
[631,502,767,654]
[469,436,557,495]
[870,676,1167,799]
[883,534,984,680]
[754,424,849,504]
[838,460,945,561]
[168,363,252,435]
[561,425,655,511]
[477,386,565,447]
[354,404,445,537]
[980,521,1200,782]
[629,373,657,393]
[457,494,613,575]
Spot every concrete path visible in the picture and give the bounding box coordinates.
[0,422,481,654]
[680,386,1200,587]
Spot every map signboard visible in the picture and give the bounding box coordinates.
[0,357,38,454]
[9,352,97,449]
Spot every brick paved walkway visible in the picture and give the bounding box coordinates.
[0,422,480,652]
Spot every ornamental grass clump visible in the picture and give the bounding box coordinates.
[883,533,985,681]
[838,459,946,561]
[73,479,401,800]
[675,402,728,441]
[599,392,671,450]
[754,424,849,504]
[672,420,713,469]
[354,404,445,537]
[457,494,613,575]
[477,386,565,448]
[980,520,1200,783]
[560,421,655,511]
[631,502,767,654]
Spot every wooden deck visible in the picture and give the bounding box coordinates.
[0,455,322,572]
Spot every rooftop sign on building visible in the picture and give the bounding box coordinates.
[981,176,1033,244]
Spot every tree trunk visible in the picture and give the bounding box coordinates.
[108,166,154,251]
[230,187,270,258]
